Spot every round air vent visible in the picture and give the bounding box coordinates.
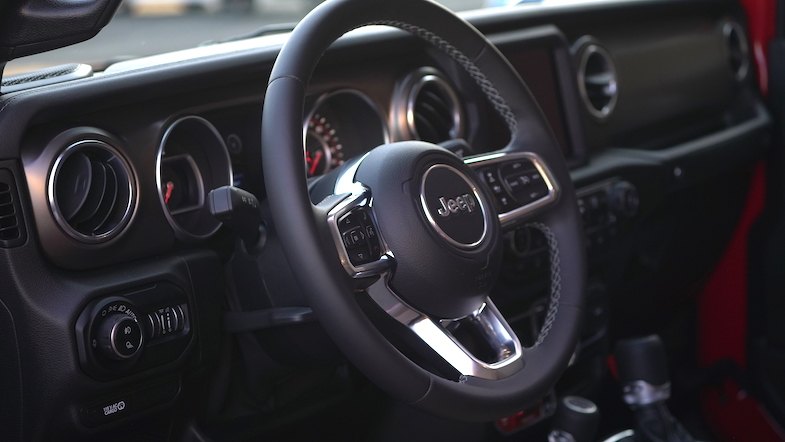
[723,21,750,81]
[391,67,464,143]
[48,140,136,243]
[576,41,618,120]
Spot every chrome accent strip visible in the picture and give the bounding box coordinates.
[576,43,618,120]
[419,164,490,249]
[601,430,635,442]
[622,380,671,407]
[325,181,394,279]
[367,278,523,380]
[47,139,137,244]
[465,152,560,227]
[334,153,370,195]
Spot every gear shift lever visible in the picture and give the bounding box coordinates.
[614,335,694,442]
[616,335,671,406]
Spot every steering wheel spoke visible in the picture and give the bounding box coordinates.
[324,182,395,279]
[366,278,524,381]
[465,152,560,230]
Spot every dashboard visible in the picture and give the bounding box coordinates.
[0,0,772,440]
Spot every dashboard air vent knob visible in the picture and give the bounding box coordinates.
[576,40,618,120]
[49,140,135,243]
[723,21,750,81]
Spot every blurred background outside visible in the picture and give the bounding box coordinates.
[7,0,519,75]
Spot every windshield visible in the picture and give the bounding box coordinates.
[6,0,519,75]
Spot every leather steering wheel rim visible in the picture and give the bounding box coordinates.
[262,0,586,421]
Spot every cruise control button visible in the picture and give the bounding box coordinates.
[348,247,372,266]
[349,227,366,245]
[481,168,498,185]
[499,160,534,178]
[518,184,549,204]
[342,231,356,248]
[370,241,381,259]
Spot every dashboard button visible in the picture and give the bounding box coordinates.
[81,397,132,427]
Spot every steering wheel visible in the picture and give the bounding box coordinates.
[262,0,586,422]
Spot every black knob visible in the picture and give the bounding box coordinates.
[615,335,669,386]
[96,313,143,360]
[550,396,600,442]
[609,181,639,218]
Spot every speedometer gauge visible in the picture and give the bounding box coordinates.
[305,113,344,177]
[156,116,232,240]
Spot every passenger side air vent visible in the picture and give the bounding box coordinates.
[575,40,618,120]
[0,169,26,247]
[723,21,750,81]
[49,140,136,243]
[391,67,464,143]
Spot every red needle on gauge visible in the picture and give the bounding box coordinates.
[164,181,175,205]
[308,150,323,176]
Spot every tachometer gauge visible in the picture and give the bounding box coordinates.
[305,113,344,177]
[303,90,389,177]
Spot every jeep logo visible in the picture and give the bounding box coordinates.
[436,194,477,218]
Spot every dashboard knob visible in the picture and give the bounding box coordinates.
[95,313,144,361]
[609,181,640,218]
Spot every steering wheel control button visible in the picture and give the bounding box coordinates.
[96,312,143,360]
[337,207,382,267]
[420,164,488,249]
[477,158,551,213]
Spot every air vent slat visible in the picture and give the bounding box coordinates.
[0,216,17,229]
[50,140,135,243]
[0,204,13,217]
[0,169,25,247]
[70,160,108,225]
[584,73,615,86]
[416,103,453,140]
[55,152,93,220]
[414,114,441,144]
[77,161,119,233]
[397,68,464,144]
[412,80,460,143]
[419,88,453,117]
